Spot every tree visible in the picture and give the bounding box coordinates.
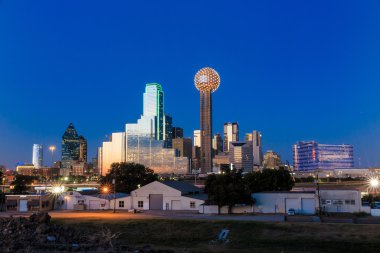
[100,162,158,194]
[11,175,37,194]
[205,168,252,214]
[244,167,294,193]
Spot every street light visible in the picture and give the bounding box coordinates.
[102,186,109,194]
[370,178,379,188]
[49,146,56,167]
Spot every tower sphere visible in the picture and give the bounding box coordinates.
[194,67,220,93]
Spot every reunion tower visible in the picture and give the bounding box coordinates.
[194,67,221,173]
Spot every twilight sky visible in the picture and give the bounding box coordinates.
[1,0,380,169]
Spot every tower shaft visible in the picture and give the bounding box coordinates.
[200,90,213,173]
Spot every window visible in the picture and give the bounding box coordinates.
[119,201,124,208]
[138,201,143,208]
[78,200,85,204]
[190,201,196,208]
[351,200,355,205]
[345,200,350,205]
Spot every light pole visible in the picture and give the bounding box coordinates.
[49,146,56,167]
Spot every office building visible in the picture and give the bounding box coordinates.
[193,130,201,147]
[194,67,220,173]
[293,141,354,171]
[246,131,263,166]
[263,150,282,169]
[143,83,164,140]
[61,123,80,170]
[173,138,192,159]
[212,152,230,172]
[229,141,253,172]
[79,135,87,162]
[172,127,184,139]
[223,122,239,153]
[164,114,173,148]
[99,83,188,176]
[212,133,223,155]
[32,144,43,169]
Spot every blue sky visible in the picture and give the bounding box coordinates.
[1,0,380,168]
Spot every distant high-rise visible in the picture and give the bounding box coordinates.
[79,135,87,162]
[193,130,201,147]
[173,138,192,159]
[172,127,184,139]
[61,123,80,170]
[212,133,223,155]
[164,114,173,148]
[143,83,164,140]
[223,122,239,152]
[246,131,263,166]
[293,141,354,171]
[229,141,253,172]
[32,144,43,169]
[263,150,282,169]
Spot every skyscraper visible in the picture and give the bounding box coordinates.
[194,67,220,173]
[100,83,188,176]
[163,114,173,148]
[246,130,263,166]
[143,83,164,140]
[263,150,282,169]
[193,130,201,147]
[79,135,87,162]
[212,133,223,155]
[172,127,184,139]
[223,122,239,153]
[293,141,354,171]
[61,123,80,170]
[32,144,43,169]
[229,141,253,172]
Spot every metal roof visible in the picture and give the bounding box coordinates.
[161,181,201,195]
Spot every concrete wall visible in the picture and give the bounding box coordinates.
[199,205,253,214]
[109,196,132,210]
[253,192,316,214]
[319,190,361,213]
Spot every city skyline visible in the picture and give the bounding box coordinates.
[1,1,380,168]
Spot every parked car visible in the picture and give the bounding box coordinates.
[287,208,296,216]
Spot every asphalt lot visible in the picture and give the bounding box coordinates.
[0,210,285,222]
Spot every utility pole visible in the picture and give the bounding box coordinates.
[112,176,116,213]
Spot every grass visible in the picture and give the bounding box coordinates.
[53,217,380,253]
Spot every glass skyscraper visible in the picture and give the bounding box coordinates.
[100,83,188,176]
[32,144,43,169]
[61,123,80,170]
[293,141,354,171]
[143,83,164,140]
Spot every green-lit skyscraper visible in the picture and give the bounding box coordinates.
[143,83,164,140]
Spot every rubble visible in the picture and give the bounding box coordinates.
[0,212,174,252]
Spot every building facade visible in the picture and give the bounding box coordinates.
[293,141,354,171]
[246,131,263,166]
[61,123,80,170]
[263,150,282,169]
[172,138,192,159]
[32,144,43,169]
[172,127,184,139]
[223,122,239,153]
[229,141,253,172]
[79,135,87,162]
[212,133,223,155]
[99,83,188,176]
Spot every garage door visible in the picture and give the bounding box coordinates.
[301,198,315,215]
[171,200,181,210]
[89,200,100,210]
[149,194,163,210]
[285,198,298,213]
[19,200,28,212]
